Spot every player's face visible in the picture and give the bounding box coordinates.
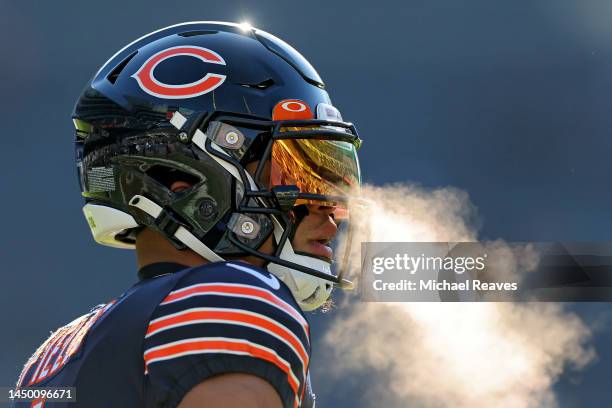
[290,204,338,261]
[245,161,339,262]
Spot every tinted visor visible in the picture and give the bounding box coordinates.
[270,134,360,219]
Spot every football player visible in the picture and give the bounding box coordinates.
[12,21,361,408]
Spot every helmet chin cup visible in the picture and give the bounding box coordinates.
[268,254,333,312]
[267,218,333,312]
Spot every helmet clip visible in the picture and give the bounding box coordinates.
[271,185,300,213]
[154,208,187,238]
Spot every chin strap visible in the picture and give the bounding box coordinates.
[128,195,223,262]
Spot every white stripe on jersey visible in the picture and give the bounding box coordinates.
[160,282,309,338]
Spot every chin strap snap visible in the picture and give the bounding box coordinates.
[128,195,223,262]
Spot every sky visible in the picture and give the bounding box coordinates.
[1,0,612,406]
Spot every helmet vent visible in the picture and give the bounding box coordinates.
[254,30,325,89]
[107,51,138,84]
[240,78,275,90]
[178,30,218,37]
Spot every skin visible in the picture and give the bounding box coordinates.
[136,160,338,408]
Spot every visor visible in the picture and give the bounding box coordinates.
[270,129,361,219]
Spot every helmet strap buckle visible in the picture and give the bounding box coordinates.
[154,208,188,249]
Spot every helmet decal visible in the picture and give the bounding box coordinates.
[131,45,226,99]
[272,99,313,120]
[315,103,343,122]
[281,101,306,112]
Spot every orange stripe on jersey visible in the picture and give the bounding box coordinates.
[146,308,309,372]
[160,283,309,336]
[144,338,300,407]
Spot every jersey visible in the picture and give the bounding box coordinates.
[12,261,315,408]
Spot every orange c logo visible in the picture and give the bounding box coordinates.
[132,46,226,99]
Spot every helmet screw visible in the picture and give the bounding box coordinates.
[241,221,254,234]
[178,132,189,143]
[198,198,217,220]
[225,131,239,145]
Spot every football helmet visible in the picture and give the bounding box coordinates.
[73,21,362,311]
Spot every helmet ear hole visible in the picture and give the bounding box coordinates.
[145,165,200,190]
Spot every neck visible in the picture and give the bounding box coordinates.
[135,228,208,269]
[135,228,272,269]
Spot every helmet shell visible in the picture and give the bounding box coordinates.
[73,22,333,250]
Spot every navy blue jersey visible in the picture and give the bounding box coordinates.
[12,262,315,408]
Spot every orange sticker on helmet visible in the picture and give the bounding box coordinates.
[272,99,314,120]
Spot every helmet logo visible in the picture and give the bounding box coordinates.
[132,46,226,99]
[281,101,307,112]
[272,99,314,120]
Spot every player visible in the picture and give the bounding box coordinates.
[12,21,362,408]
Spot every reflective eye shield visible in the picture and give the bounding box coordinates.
[270,135,360,219]
[255,119,362,208]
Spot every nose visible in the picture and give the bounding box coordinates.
[306,204,338,236]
